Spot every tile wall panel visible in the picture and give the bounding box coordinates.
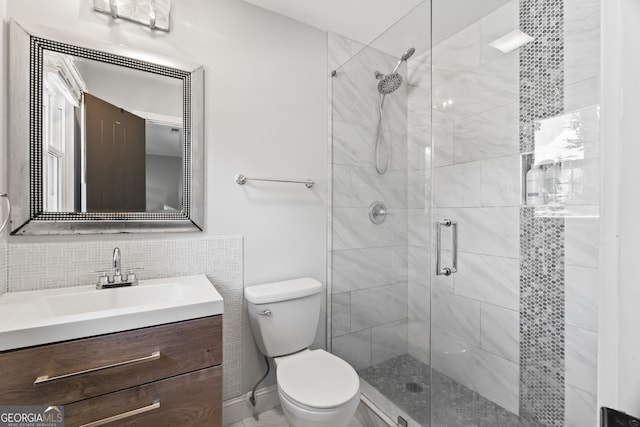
[425,0,524,417]
[561,1,601,423]
[406,46,432,373]
[0,242,6,296]
[329,33,409,370]
[329,1,601,425]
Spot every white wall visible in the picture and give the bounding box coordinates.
[0,0,6,297]
[0,0,6,237]
[599,0,640,418]
[2,0,327,399]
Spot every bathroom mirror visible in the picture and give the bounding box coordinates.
[8,21,205,235]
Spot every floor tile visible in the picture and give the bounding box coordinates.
[230,405,369,427]
[360,354,545,427]
[242,407,289,427]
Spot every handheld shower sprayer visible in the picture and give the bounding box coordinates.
[374,47,416,95]
[374,47,415,174]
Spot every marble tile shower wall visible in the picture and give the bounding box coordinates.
[412,0,601,423]
[329,33,410,371]
[3,236,244,401]
[406,49,431,368]
[562,0,601,424]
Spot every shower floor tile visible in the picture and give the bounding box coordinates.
[358,354,545,427]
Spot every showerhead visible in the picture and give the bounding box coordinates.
[377,73,403,95]
[390,46,416,73]
[374,47,416,94]
[401,47,416,61]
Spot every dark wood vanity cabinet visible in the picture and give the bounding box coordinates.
[0,316,223,427]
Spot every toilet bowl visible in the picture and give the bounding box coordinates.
[245,278,361,427]
[275,349,360,427]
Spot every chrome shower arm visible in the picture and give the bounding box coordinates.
[391,58,403,74]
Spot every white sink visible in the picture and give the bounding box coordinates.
[0,275,224,351]
[43,282,185,317]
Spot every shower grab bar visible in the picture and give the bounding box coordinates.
[436,219,458,276]
[235,174,314,189]
[0,193,11,234]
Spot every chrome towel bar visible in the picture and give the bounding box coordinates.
[235,174,314,189]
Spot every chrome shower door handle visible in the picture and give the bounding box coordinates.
[436,219,458,276]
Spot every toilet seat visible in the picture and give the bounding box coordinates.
[276,349,360,409]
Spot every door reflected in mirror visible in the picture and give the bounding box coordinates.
[42,50,183,214]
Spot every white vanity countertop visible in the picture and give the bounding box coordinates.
[0,274,224,351]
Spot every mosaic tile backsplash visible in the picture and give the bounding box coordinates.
[0,236,244,400]
[0,242,6,297]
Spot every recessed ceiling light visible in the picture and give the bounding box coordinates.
[489,29,535,53]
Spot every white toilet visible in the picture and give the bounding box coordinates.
[245,278,360,427]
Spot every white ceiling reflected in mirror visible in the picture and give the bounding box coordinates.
[8,21,204,235]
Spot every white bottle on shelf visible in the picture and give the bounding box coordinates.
[525,164,545,205]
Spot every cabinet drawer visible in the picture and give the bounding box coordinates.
[0,316,221,405]
[65,366,222,427]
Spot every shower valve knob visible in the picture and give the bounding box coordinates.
[368,201,389,225]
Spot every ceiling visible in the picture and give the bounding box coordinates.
[243,0,512,56]
[243,0,424,50]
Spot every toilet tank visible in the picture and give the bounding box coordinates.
[245,278,322,357]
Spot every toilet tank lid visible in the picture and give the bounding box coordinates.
[245,278,322,304]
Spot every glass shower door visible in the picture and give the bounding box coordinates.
[328,2,433,425]
[428,0,601,426]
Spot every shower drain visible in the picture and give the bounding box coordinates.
[405,381,424,393]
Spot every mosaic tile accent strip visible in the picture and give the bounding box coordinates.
[519,0,566,425]
[519,0,564,153]
[519,209,566,425]
[5,236,243,400]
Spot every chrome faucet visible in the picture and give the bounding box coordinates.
[93,247,141,289]
[113,247,122,282]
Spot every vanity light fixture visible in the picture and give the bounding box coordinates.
[93,0,171,32]
[489,29,534,53]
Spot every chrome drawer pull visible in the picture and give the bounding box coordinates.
[34,351,161,385]
[79,401,160,427]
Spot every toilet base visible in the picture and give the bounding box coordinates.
[278,387,360,427]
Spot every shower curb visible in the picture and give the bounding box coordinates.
[357,394,399,427]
